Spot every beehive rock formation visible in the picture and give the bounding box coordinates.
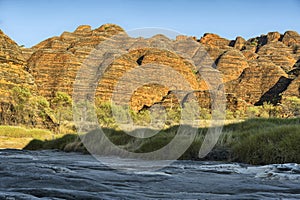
[26,24,124,98]
[0,30,54,128]
[1,24,300,128]
[0,30,35,104]
[215,50,249,83]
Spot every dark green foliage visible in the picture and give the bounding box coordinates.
[232,125,300,164]
[24,134,79,150]
[51,91,73,133]
[24,139,44,150]
[95,101,117,128]
[43,134,78,149]
[6,86,54,128]
[179,134,205,160]
[134,130,176,153]
[88,127,135,146]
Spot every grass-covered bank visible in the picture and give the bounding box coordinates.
[221,118,300,164]
[24,118,300,165]
[0,126,53,149]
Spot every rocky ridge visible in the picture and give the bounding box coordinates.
[0,24,300,128]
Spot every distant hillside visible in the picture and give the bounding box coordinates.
[0,24,299,130]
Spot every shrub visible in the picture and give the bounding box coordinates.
[246,106,260,118]
[165,106,181,125]
[199,107,211,120]
[8,86,54,127]
[95,101,117,128]
[51,91,73,133]
[281,96,300,117]
[130,109,151,126]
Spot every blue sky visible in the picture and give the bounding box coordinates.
[0,0,300,47]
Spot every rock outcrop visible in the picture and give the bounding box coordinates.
[27,24,124,98]
[1,24,300,129]
[256,42,296,72]
[0,30,35,102]
[199,33,231,50]
[0,30,54,128]
[96,47,200,111]
[215,50,249,82]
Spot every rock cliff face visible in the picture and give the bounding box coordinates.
[0,29,34,105]
[1,24,300,128]
[27,24,124,98]
[0,30,54,128]
[0,30,35,97]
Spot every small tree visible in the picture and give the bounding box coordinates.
[10,86,53,127]
[51,91,73,133]
[95,101,116,128]
[166,106,181,126]
[11,86,32,124]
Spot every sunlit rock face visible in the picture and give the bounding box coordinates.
[1,25,300,119]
